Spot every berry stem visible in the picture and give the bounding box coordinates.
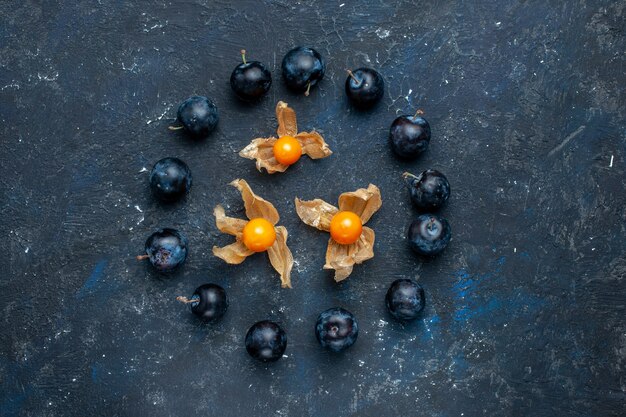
[240,49,247,65]
[414,109,425,118]
[176,296,196,304]
[168,125,184,131]
[136,254,149,261]
[346,70,361,85]
[304,81,311,97]
[402,171,418,180]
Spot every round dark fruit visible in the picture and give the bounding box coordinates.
[345,68,384,108]
[315,307,358,352]
[178,284,228,322]
[143,228,188,272]
[389,113,431,159]
[407,214,451,256]
[230,50,271,100]
[245,320,287,362]
[172,96,218,138]
[403,170,450,211]
[281,46,325,95]
[149,157,192,202]
[385,279,425,321]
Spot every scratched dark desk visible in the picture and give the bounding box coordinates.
[1,1,625,416]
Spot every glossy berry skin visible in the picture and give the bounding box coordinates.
[345,68,384,108]
[187,284,228,322]
[281,47,325,93]
[389,115,431,159]
[245,320,287,362]
[273,136,302,165]
[176,96,219,138]
[149,157,192,202]
[242,218,276,252]
[230,61,272,101]
[329,211,363,245]
[144,228,188,272]
[407,214,451,256]
[405,170,450,211]
[315,307,359,352]
[385,279,425,322]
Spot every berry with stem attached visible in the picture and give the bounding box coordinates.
[177,284,228,322]
[281,46,325,95]
[230,49,272,101]
[389,109,431,159]
[345,68,384,108]
[407,214,451,256]
[138,228,188,272]
[169,96,219,138]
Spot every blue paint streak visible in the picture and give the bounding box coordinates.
[91,363,102,383]
[76,260,108,299]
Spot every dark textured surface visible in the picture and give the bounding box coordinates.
[1,1,625,416]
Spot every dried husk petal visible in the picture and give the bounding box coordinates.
[212,241,254,264]
[294,198,338,232]
[240,101,332,174]
[230,179,280,224]
[266,226,294,288]
[324,226,375,282]
[213,205,247,237]
[238,137,289,174]
[276,101,297,137]
[295,131,333,159]
[338,184,382,224]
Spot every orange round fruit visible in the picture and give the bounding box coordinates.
[273,136,302,166]
[242,218,276,252]
[329,211,363,245]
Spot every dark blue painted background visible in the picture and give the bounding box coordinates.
[1,1,625,416]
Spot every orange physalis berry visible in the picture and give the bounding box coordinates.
[273,136,302,166]
[242,218,277,252]
[329,211,363,245]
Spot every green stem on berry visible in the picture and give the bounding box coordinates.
[176,296,195,304]
[402,172,418,180]
[346,70,361,86]
[240,49,247,65]
[304,81,312,97]
[136,254,149,261]
[168,125,184,131]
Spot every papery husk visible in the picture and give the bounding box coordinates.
[230,179,280,224]
[295,131,333,159]
[239,101,332,174]
[213,205,247,237]
[294,198,338,232]
[276,101,297,137]
[239,138,289,174]
[324,226,375,282]
[212,240,254,265]
[266,226,294,288]
[338,184,382,224]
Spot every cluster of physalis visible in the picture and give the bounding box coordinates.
[207,102,379,288]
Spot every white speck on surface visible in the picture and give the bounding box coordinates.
[146,105,172,125]
[609,154,613,167]
[139,167,148,173]
[514,248,516,253]
[339,3,344,7]
[495,21,502,27]
[375,28,390,39]
[25,247,30,253]
[134,205,143,213]
[37,72,59,82]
